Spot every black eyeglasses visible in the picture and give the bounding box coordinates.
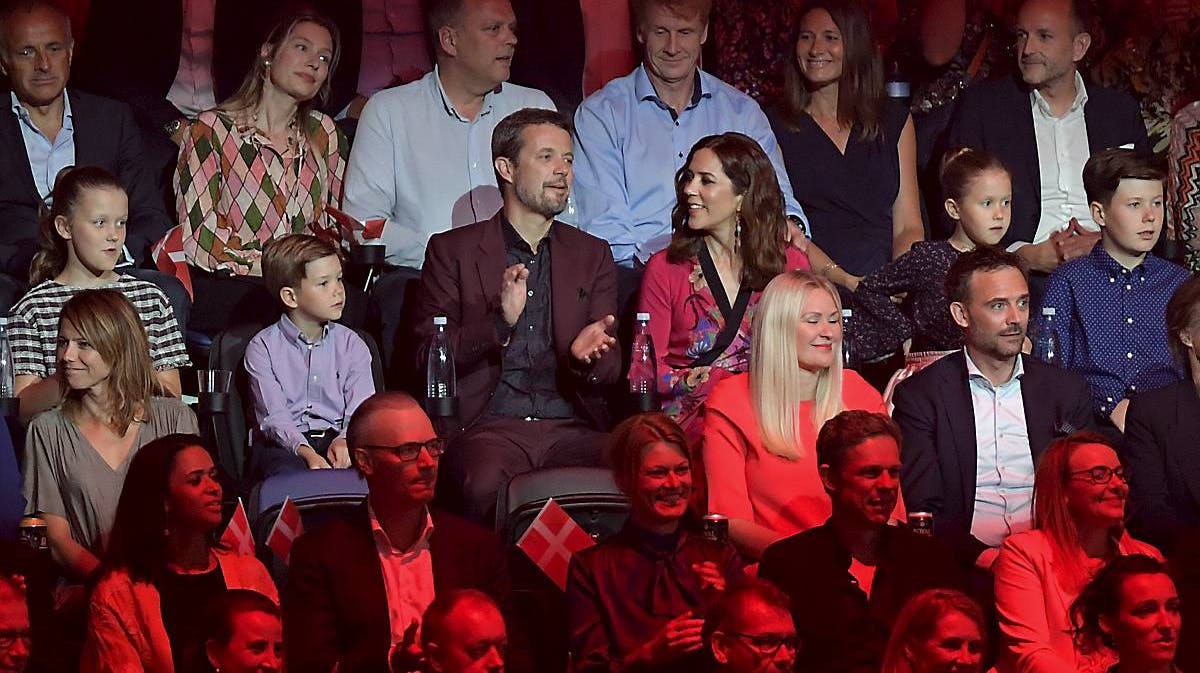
[724,632,799,656]
[0,628,32,649]
[1069,465,1127,485]
[358,437,447,462]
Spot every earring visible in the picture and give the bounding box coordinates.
[733,210,742,255]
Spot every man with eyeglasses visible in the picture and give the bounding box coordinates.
[758,411,963,673]
[0,573,30,673]
[704,578,797,673]
[284,392,514,673]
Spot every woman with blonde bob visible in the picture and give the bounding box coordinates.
[702,270,884,558]
[880,588,987,673]
[21,289,197,580]
[993,432,1162,673]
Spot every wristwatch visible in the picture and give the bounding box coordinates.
[164,118,185,137]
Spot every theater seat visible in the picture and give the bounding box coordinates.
[496,467,629,546]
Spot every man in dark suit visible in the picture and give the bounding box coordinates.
[892,247,1094,569]
[759,411,963,673]
[947,0,1148,279]
[284,391,513,673]
[412,107,619,524]
[0,0,180,317]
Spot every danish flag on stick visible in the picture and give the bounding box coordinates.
[266,497,305,565]
[516,498,596,591]
[219,498,255,556]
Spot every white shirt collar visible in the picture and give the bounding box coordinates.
[964,347,1025,387]
[1031,70,1088,118]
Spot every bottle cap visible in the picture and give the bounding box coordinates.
[433,316,448,326]
[1041,307,1056,316]
[841,308,852,318]
[636,312,650,321]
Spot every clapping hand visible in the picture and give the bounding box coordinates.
[571,315,617,365]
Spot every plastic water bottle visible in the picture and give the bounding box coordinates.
[425,316,458,417]
[841,308,859,370]
[1033,307,1061,366]
[629,313,657,413]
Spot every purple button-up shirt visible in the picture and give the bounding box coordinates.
[245,314,376,455]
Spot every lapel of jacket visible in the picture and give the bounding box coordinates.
[474,214,507,316]
[549,221,583,357]
[940,351,979,516]
[1008,77,1041,243]
[1171,384,1200,512]
[0,92,43,203]
[67,90,99,168]
[1019,356,1056,463]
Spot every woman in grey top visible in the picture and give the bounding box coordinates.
[21,289,197,580]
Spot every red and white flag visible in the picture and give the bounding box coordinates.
[219,498,254,556]
[266,497,305,565]
[516,498,596,591]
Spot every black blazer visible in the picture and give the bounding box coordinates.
[759,522,963,673]
[283,506,512,673]
[0,89,173,275]
[1122,380,1200,553]
[947,73,1148,246]
[891,351,1094,561]
[73,0,264,131]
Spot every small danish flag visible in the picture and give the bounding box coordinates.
[266,497,305,565]
[219,498,255,556]
[516,498,596,591]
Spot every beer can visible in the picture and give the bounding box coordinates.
[702,513,729,545]
[18,514,48,552]
[908,511,934,536]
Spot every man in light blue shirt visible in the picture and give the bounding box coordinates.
[342,0,554,371]
[571,0,807,297]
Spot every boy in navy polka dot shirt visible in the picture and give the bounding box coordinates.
[1035,148,1190,432]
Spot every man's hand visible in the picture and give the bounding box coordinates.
[1109,398,1131,433]
[1055,218,1101,263]
[297,445,331,470]
[1015,238,1060,273]
[389,619,424,673]
[570,315,617,365]
[633,613,706,665]
[500,263,530,327]
[328,438,351,469]
[786,217,810,252]
[692,562,726,593]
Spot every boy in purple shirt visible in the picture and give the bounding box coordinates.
[245,235,376,477]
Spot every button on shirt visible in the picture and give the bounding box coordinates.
[243,314,376,455]
[489,219,576,420]
[1030,72,1095,245]
[343,67,555,269]
[1037,244,1189,416]
[966,351,1035,548]
[369,506,436,646]
[166,0,217,118]
[572,66,807,266]
[12,90,74,201]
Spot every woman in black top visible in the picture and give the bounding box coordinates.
[770,0,924,293]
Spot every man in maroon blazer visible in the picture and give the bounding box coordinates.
[284,392,513,673]
[412,107,620,524]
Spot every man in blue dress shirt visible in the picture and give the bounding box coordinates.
[1035,148,1190,432]
[571,0,807,310]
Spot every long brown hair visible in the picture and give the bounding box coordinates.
[1033,432,1128,594]
[666,133,787,291]
[777,0,884,140]
[59,289,158,433]
[30,167,126,285]
[220,11,341,141]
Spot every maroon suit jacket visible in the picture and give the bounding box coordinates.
[413,213,621,432]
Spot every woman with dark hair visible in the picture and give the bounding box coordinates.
[82,434,276,673]
[567,413,741,673]
[202,589,283,673]
[1123,276,1200,553]
[638,133,810,439]
[770,0,923,293]
[994,432,1161,673]
[21,290,197,581]
[880,588,987,673]
[1071,554,1182,673]
[174,11,347,335]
